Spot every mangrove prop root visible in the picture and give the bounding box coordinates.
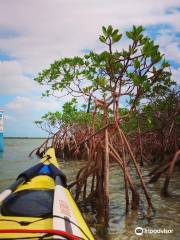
[162,149,180,196]
[31,98,180,223]
[120,129,153,209]
[118,127,130,213]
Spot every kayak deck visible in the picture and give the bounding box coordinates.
[0,148,94,240]
[0,216,52,239]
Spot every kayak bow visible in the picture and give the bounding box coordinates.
[0,148,94,240]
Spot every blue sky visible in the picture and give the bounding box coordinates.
[0,0,180,137]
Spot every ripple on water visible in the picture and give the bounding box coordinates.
[0,139,180,240]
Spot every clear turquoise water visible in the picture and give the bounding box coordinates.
[0,139,180,240]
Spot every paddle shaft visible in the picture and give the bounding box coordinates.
[0,162,46,204]
[0,177,25,203]
[55,175,63,185]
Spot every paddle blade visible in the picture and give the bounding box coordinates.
[0,177,24,203]
[0,189,11,204]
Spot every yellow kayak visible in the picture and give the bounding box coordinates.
[0,148,94,240]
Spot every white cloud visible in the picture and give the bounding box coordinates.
[6,96,60,113]
[3,96,63,137]
[0,0,179,136]
[4,114,15,121]
[172,68,180,85]
[155,30,180,63]
[0,61,34,94]
[0,0,179,90]
[0,0,179,74]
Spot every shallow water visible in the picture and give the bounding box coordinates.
[0,138,179,240]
